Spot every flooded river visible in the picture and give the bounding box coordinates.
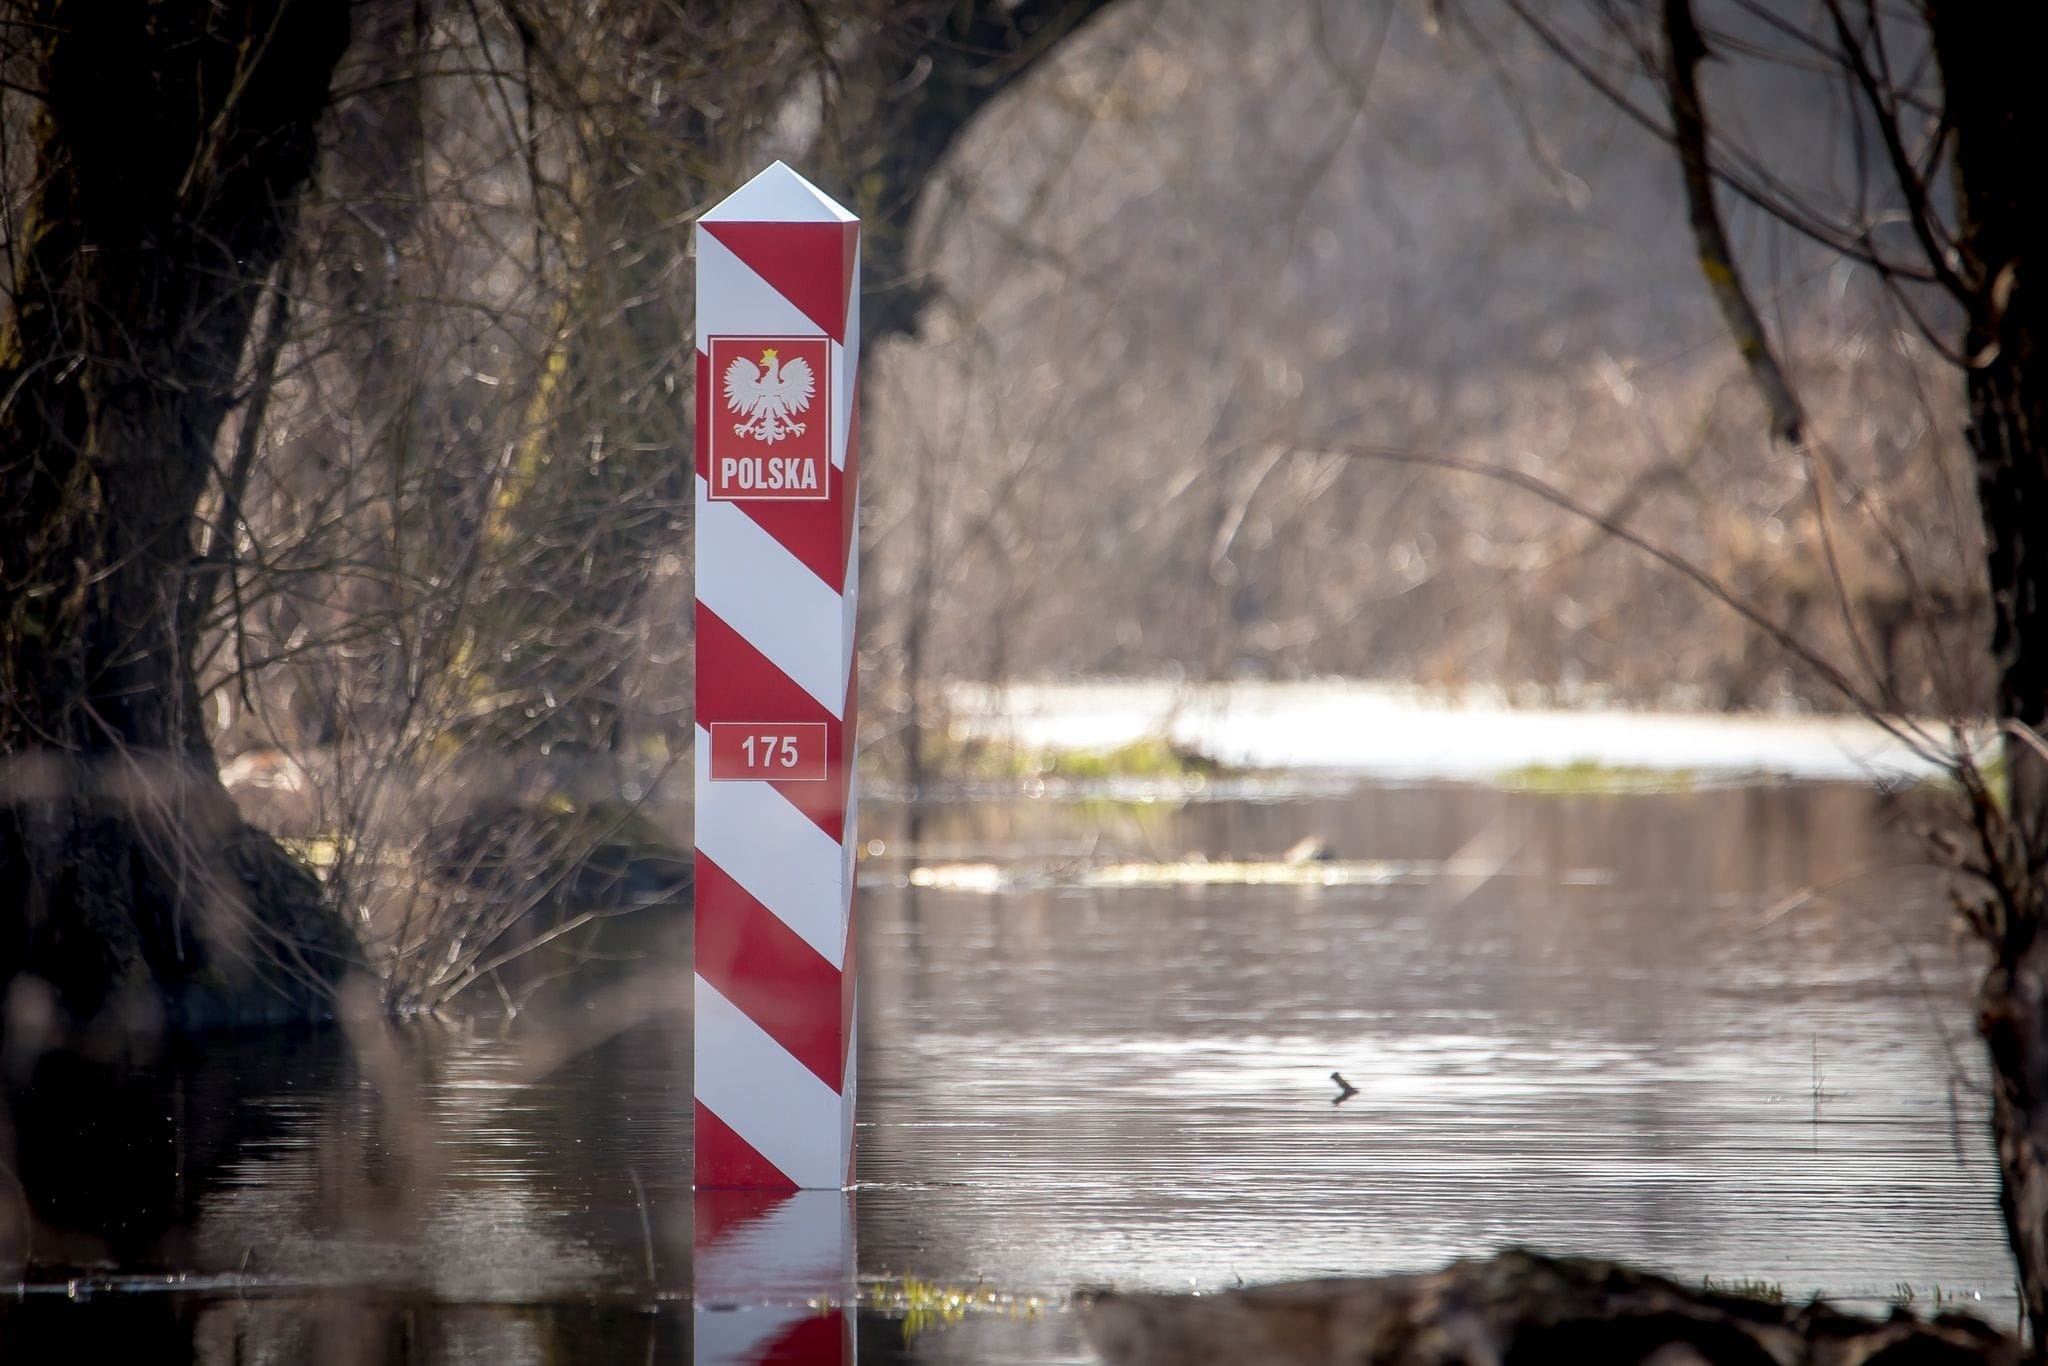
[0,780,2013,1362]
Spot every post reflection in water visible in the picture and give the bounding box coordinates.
[694,1189,857,1365]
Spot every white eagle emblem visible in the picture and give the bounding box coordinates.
[723,346,816,444]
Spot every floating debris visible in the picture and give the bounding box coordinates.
[865,1276,1048,1338]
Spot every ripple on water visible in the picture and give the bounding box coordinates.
[0,782,2019,1362]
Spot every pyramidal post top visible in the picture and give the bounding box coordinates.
[701,161,857,225]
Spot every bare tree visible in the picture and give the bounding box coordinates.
[0,0,1125,1025]
[1484,0,2048,1335]
[0,0,358,1025]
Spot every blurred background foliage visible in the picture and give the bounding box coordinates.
[867,0,1978,716]
[0,0,1983,1008]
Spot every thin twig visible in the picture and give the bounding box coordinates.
[626,1164,656,1292]
[1312,440,1949,764]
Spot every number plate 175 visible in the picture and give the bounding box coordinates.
[708,722,829,782]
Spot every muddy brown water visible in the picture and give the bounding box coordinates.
[0,781,2014,1363]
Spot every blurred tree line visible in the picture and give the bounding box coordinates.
[875,1,1989,713]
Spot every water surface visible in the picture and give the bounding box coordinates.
[0,780,2011,1363]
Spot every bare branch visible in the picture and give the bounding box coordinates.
[1313,440,1950,766]
[1661,0,1805,445]
[1820,0,1969,301]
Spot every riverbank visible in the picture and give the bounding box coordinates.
[944,680,1982,785]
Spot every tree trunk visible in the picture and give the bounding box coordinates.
[1929,2,2048,1347]
[849,0,1125,341]
[0,0,357,1027]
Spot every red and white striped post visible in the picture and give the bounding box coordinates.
[691,161,860,1366]
[693,161,860,1193]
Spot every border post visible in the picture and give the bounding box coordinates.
[692,161,861,1192]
